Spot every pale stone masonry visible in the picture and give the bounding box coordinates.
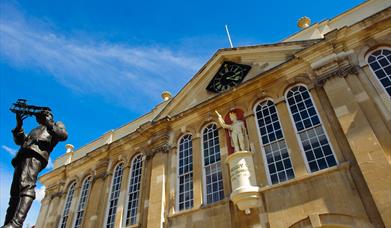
[36,0,391,227]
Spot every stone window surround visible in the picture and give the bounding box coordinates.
[176,134,194,212]
[124,154,145,226]
[285,84,338,173]
[104,162,124,228]
[58,181,76,228]
[366,47,391,98]
[72,175,92,228]
[253,99,296,185]
[200,123,224,205]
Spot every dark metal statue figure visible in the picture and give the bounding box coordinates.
[2,99,68,228]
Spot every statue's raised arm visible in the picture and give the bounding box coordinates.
[215,110,231,130]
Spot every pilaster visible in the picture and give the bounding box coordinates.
[316,63,391,227]
[275,100,308,178]
[244,114,268,186]
[217,126,232,198]
[146,146,169,228]
[35,194,51,228]
[54,183,68,228]
[191,135,203,208]
[83,159,110,228]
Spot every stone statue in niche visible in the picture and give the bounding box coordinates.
[215,110,249,152]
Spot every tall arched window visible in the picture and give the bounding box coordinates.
[177,134,193,211]
[286,85,337,172]
[367,48,391,97]
[202,123,224,204]
[105,163,124,228]
[254,100,295,184]
[73,176,92,228]
[125,154,144,226]
[59,182,76,228]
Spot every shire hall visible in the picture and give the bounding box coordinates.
[35,1,391,227]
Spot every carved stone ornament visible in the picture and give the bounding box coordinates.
[146,144,170,160]
[315,64,359,86]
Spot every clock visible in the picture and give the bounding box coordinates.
[206,61,251,93]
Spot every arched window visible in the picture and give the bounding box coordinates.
[59,182,76,228]
[73,176,92,228]
[254,100,295,184]
[367,48,391,97]
[286,85,337,172]
[125,154,144,226]
[105,163,124,228]
[177,134,194,211]
[202,123,224,204]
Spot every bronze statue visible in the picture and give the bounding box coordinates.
[2,99,68,228]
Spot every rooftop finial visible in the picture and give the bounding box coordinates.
[161,91,172,101]
[297,16,311,29]
[65,144,74,153]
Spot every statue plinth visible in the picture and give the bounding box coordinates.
[225,151,261,214]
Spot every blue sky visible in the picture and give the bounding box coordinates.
[0,0,363,226]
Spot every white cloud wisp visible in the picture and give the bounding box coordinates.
[0,3,204,111]
[1,145,17,156]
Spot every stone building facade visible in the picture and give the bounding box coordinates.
[35,1,391,227]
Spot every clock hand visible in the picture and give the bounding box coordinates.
[226,75,241,80]
[226,72,241,79]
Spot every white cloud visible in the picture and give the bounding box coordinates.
[2,145,17,156]
[35,185,46,202]
[0,3,206,111]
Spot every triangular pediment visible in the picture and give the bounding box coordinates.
[156,40,319,119]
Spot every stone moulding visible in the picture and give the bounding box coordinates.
[314,64,359,86]
[146,143,170,160]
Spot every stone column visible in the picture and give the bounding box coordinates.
[146,147,168,228]
[322,71,391,227]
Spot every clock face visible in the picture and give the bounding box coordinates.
[206,61,251,93]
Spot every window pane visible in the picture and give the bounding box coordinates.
[202,124,224,204]
[126,155,144,226]
[73,177,92,228]
[177,135,194,210]
[368,49,391,97]
[59,182,76,228]
[286,86,337,172]
[106,163,124,228]
[255,100,295,184]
